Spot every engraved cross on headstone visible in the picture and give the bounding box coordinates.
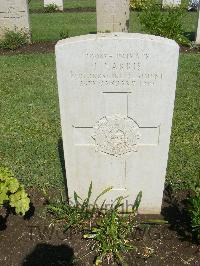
[73,92,160,190]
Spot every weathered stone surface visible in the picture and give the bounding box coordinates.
[96,0,130,32]
[0,0,30,39]
[56,33,179,214]
[44,0,63,11]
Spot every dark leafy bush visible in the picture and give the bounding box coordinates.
[139,1,191,46]
[0,30,29,50]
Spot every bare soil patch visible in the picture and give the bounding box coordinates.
[0,187,199,266]
[0,42,199,56]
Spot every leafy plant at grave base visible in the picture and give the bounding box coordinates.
[43,3,59,13]
[0,30,29,50]
[47,182,113,231]
[188,177,200,242]
[59,30,69,39]
[0,167,30,216]
[139,0,191,46]
[83,191,142,265]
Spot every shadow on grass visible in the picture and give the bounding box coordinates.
[22,243,74,266]
[184,31,196,42]
[161,185,195,242]
[58,138,69,202]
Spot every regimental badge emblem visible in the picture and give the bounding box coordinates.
[93,115,140,157]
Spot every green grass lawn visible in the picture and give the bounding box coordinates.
[0,53,199,190]
[30,11,198,42]
[29,0,96,10]
[31,12,96,41]
[0,54,62,189]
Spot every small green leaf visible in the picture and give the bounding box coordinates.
[0,167,14,181]
[9,188,30,215]
[6,177,19,193]
[0,191,9,205]
[132,191,142,213]
[94,186,113,207]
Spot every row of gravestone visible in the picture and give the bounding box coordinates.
[0,0,200,43]
[44,0,188,11]
[0,1,199,214]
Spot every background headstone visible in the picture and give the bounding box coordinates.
[196,7,200,44]
[0,0,30,39]
[44,0,64,11]
[96,0,130,32]
[56,33,179,214]
[162,0,181,7]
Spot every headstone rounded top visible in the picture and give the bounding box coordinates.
[55,33,179,49]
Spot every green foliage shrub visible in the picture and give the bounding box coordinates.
[43,3,58,13]
[0,167,30,216]
[48,182,142,265]
[84,192,142,265]
[47,182,113,231]
[139,1,191,46]
[0,30,29,50]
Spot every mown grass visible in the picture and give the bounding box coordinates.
[30,12,96,41]
[30,12,197,42]
[0,53,199,190]
[30,11,198,42]
[0,54,62,189]
[29,0,96,10]
[167,53,200,190]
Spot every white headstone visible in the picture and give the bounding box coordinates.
[56,33,179,214]
[44,0,63,11]
[196,7,200,44]
[162,0,181,7]
[96,0,130,32]
[0,0,30,39]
